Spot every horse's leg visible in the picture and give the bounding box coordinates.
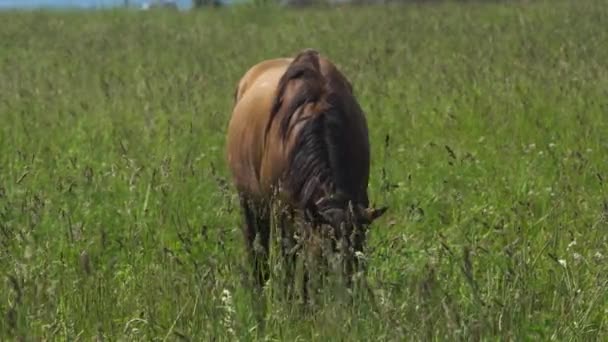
[301,230,320,308]
[302,265,310,306]
[239,194,270,333]
[278,208,298,300]
[254,203,271,288]
[240,195,270,289]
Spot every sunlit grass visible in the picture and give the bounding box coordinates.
[0,1,607,339]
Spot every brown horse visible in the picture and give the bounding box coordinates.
[226,49,387,298]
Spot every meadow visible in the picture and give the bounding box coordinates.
[1,0,607,340]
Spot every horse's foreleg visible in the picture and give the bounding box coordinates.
[277,208,299,300]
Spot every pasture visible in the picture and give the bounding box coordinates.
[1,0,607,340]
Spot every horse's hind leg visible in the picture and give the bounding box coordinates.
[239,194,270,333]
[240,194,270,291]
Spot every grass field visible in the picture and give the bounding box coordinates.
[1,0,607,340]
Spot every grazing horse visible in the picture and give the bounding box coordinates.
[226,49,387,299]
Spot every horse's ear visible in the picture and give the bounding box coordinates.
[358,205,388,225]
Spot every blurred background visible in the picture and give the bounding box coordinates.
[0,0,486,11]
[0,0,193,10]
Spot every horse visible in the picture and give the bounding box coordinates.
[225,49,387,302]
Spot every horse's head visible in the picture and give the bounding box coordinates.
[310,193,388,284]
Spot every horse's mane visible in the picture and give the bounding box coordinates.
[267,49,350,215]
[267,49,326,140]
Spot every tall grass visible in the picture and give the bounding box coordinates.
[1,1,607,339]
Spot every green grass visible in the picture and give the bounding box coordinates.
[1,0,607,340]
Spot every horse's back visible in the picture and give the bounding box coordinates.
[226,58,293,197]
[234,58,294,103]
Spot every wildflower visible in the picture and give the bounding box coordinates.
[220,288,237,339]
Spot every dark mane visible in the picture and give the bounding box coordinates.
[266,49,326,141]
[288,101,351,213]
[268,49,351,214]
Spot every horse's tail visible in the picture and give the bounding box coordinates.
[267,49,327,140]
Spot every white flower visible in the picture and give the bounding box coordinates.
[220,289,237,338]
[594,252,604,260]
